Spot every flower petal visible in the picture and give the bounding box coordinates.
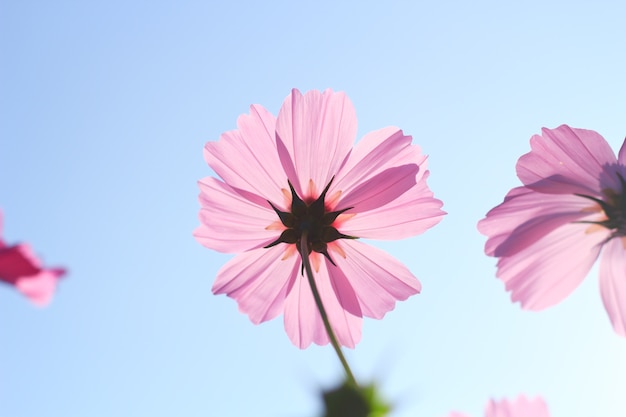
[485,395,550,417]
[333,127,424,195]
[618,138,626,165]
[332,240,421,319]
[332,130,445,237]
[340,170,445,239]
[194,177,280,253]
[598,238,626,337]
[203,104,288,205]
[212,245,299,325]
[15,269,65,307]
[516,125,617,195]
[275,89,356,197]
[478,187,599,257]
[495,222,608,310]
[283,259,362,349]
[337,164,419,213]
[326,259,362,318]
[0,243,65,306]
[0,244,41,283]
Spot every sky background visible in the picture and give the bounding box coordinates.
[1,1,625,416]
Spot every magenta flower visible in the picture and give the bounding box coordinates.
[478,125,626,336]
[447,395,550,417]
[0,211,66,306]
[194,88,444,348]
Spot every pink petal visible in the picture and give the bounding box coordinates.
[445,413,471,417]
[494,212,590,257]
[194,177,280,253]
[478,187,598,257]
[340,170,445,239]
[212,245,299,325]
[326,260,362,318]
[0,243,65,306]
[516,125,616,195]
[332,240,420,319]
[0,243,41,284]
[275,89,356,197]
[618,137,626,165]
[203,104,288,205]
[496,222,608,310]
[598,238,626,337]
[16,269,65,307]
[485,395,550,417]
[337,164,419,213]
[333,127,424,197]
[283,258,362,349]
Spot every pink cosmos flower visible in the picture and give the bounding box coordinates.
[447,395,550,417]
[194,88,444,348]
[478,125,626,336]
[0,211,66,306]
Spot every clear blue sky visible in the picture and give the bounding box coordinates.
[1,1,625,416]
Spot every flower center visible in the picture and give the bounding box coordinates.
[264,177,356,265]
[576,172,626,238]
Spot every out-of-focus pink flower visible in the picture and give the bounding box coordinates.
[194,88,444,348]
[478,125,626,336]
[484,396,550,417]
[0,211,65,306]
[447,395,550,417]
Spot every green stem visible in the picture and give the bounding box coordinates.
[300,231,358,386]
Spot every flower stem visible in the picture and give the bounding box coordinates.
[300,231,358,386]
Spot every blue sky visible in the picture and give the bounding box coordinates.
[1,1,625,416]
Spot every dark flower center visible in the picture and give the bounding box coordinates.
[576,172,626,238]
[265,177,356,266]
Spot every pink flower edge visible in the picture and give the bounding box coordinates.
[446,395,549,417]
[485,395,550,417]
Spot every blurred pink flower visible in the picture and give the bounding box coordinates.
[484,396,550,417]
[194,88,444,348]
[447,395,550,417]
[0,211,65,306]
[478,125,626,336]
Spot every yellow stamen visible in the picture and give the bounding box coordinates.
[281,245,297,260]
[311,251,321,272]
[580,204,602,213]
[333,212,356,227]
[307,179,318,201]
[280,187,292,207]
[329,242,347,259]
[327,190,342,208]
[585,224,606,234]
[265,220,286,231]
